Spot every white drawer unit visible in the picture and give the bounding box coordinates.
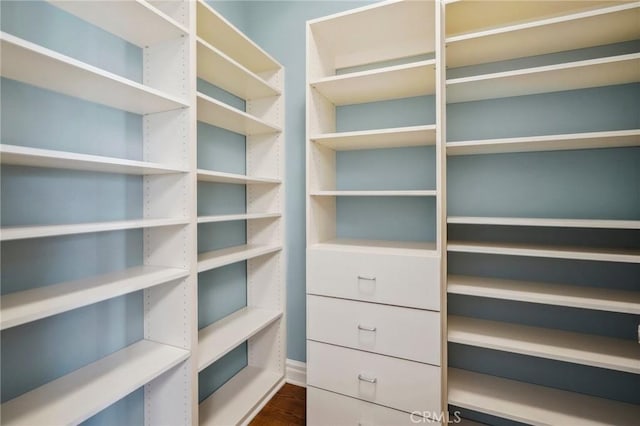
[307,387,422,426]
[307,341,442,414]
[307,248,440,310]
[308,295,441,364]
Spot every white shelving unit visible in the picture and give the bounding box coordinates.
[0,1,197,424]
[306,1,446,423]
[194,1,286,424]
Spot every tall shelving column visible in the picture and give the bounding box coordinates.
[306,0,446,423]
[444,1,640,424]
[0,1,197,425]
[194,2,286,425]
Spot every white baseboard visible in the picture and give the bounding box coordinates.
[285,359,307,387]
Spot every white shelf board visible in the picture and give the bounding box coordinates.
[196,0,280,74]
[311,190,437,197]
[449,315,640,374]
[448,368,640,426]
[308,0,435,70]
[0,144,187,175]
[198,213,281,224]
[447,129,640,155]
[448,241,640,264]
[197,92,281,136]
[311,60,436,105]
[199,366,283,426]
[447,216,640,229]
[1,340,189,426]
[197,38,280,100]
[446,3,640,67]
[0,32,188,115]
[447,53,640,103]
[198,307,283,372]
[48,0,188,47]
[197,244,282,273]
[311,125,436,151]
[197,169,280,185]
[448,275,640,315]
[311,238,437,257]
[1,266,188,330]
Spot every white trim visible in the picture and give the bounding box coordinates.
[285,359,307,387]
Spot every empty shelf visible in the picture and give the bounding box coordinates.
[0,32,188,115]
[198,213,281,224]
[311,190,437,197]
[449,316,640,374]
[447,216,640,229]
[311,125,437,151]
[198,307,282,372]
[311,238,437,257]
[448,275,640,315]
[311,60,436,105]
[0,144,188,174]
[1,266,188,330]
[1,340,189,426]
[199,366,282,426]
[446,129,640,155]
[48,0,187,47]
[447,53,640,103]
[1,218,189,241]
[448,241,640,263]
[197,92,281,136]
[198,244,281,273]
[448,368,640,426]
[197,170,280,185]
[197,38,280,100]
[446,3,640,67]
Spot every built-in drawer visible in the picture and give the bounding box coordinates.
[307,295,440,364]
[308,386,422,426]
[307,248,440,310]
[307,341,441,414]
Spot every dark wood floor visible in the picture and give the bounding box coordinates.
[250,383,306,426]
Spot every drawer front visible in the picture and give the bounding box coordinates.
[307,341,441,414]
[307,248,440,310]
[308,295,441,364]
[308,387,420,426]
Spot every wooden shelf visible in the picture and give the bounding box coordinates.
[311,238,437,257]
[446,3,640,67]
[448,275,640,315]
[311,190,437,197]
[0,32,188,115]
[308,0,435,71]
[1,340,189,426]
[311,125,436,151]
[448,241,640,264]
[197,92,281,136]
[448,368,640,426]
[446,129,640,155]
[1,266,188,330]
[449,315,640,374]
[199,366,282,426]
[196,0,280,74]
[198,307,283,372]
[311,60,436,105]
[197,244,282,273]
[198,213,281,224]
[447,53,640,103]
[197,38,280,100]
[1,218,189,242]
[197,169,280,185]
[447,216,640,229]
[48,0,188,47]
[0,144,187,175]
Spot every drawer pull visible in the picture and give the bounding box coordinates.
[357,275,376,281]
[357,325,377,332]
[358,374,377,384]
